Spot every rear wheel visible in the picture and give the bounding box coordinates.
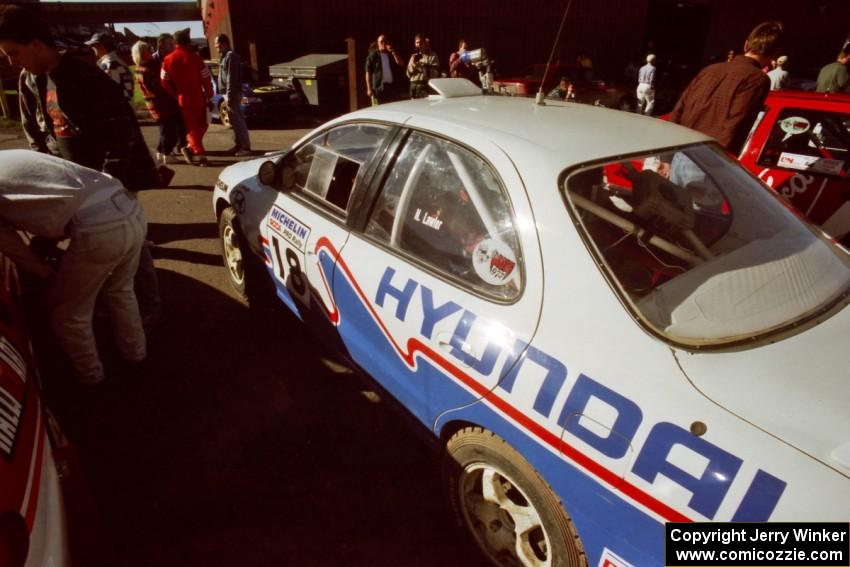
[443,427,586,567]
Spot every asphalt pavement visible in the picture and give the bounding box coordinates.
[0,121,488,566]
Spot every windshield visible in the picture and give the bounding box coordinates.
[564,143,850,347]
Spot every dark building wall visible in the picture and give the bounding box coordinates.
[704,0,850,75]
[201,0,849,84]
[203,0,648,80]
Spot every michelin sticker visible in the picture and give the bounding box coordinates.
[778,152,844,176]
[268,206,311,252]
[779,116,810,141]
[472,238,517,285]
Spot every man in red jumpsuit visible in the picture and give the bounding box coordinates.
[160,29,213,166]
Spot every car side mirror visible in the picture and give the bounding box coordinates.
[258,160,278,186]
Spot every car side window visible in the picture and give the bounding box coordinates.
[365,131,522,300]
[292,123,391,213]
[758,108,850,177]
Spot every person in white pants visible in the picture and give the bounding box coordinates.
[636,53,657,116]
[0,150,147,385]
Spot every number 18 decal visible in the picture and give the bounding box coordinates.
[266,206,312,305]
[270,236,307,297]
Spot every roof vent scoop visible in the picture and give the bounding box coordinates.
[427,78,482,99]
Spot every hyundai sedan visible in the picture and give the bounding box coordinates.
[213,79,850,567]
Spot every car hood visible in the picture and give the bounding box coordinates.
[219,156,270,188]
[674,304,850,477]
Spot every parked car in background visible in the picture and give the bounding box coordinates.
[738,90,850,243]
[492,63,636,110]
[213,78,850,567]
[0,254,72,567]
[206,61,301,127]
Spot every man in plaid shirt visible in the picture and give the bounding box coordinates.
[670,21,784,156]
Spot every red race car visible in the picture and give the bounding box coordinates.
[738,90,850,243]
[0,255,73,567]
[492,63,636,110]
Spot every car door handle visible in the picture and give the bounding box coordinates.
[437,332,475,367]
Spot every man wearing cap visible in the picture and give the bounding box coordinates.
[86,32,134,102]
[636,54,657,115]
[0,150,147,385]
[767,56,789,90]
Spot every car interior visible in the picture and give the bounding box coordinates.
[565,144,850,345]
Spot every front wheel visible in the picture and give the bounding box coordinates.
[443,427,586,567]
[219,207,248,300]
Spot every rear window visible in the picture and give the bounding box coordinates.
[564,143,850,347]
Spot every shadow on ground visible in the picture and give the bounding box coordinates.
[33,268,486,567]
[148,222,219,245]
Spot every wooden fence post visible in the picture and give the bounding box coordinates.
[346,38,359,112]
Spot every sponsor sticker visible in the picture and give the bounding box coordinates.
[472,238,517,285]
[268,206,311,252]
[777,152,844,176]
[412,208,443,231]
[779,116,810,141]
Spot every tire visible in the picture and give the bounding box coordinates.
[219,208,278,313]
[219,207,248,301]
[443,427,586,567]
[219,100,232,128]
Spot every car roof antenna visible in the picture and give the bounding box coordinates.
[536,0,574,106]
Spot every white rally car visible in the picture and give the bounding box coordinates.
[213,79,850,567]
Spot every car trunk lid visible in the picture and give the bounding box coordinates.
[674,305,850,477]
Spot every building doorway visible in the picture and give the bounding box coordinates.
[643,0,711,113]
